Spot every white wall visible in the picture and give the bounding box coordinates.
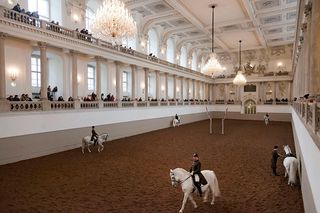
[291,109,320,213]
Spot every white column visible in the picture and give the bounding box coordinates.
[273,82,277,103]
[186,78,190,100]
[197,81,201,100]
[71,51,78,99]
[156,70,160,100]
[144,68,149,101]
[288,81,292,101]
[165,73,168,100]
[192,79,195,99]
[39,42,48,100]
[0,33,7,100]
[208,84,211,101]
[131,64,137,100]
[180,77,184,101]
[224,84,228,101]
[173,75,177,100]
[115,61,122,101]
[96,56,102,100]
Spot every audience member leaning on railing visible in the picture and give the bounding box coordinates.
[7,94,33,101]
[9,4,39,26]
[75,28,93,43]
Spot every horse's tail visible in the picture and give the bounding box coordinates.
[211,171,221,197]
[289,158,298,185]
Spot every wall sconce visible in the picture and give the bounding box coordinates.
[160,48,165,54]
[176,87,180,92]
[161,85,165,91]
[8,67,18,87]
[222,67,226,71]
[77,75,81,84]
[10,72,17,87]
[72,13,80,23]
[140,82,145,89]
[176,55,180,60]
[7,0,15,5]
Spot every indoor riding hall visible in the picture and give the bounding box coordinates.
[0,0,319,212]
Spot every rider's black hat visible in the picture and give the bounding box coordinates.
[274,145,278,149]
[193,153,198,157]
[92,126,95,128]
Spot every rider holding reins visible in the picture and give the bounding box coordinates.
[91,126,99,146]
[190,153,207,197]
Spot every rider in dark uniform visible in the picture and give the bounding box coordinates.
[91,126,99,146]
[190,153,207,197]
[271,145,282,176]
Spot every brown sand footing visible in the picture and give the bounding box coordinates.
[0,119,304,212]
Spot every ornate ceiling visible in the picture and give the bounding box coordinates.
[124,0,297,58]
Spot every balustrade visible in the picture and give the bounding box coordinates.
[137,101,147,107]
[80,102,99,109]
[103,102,118,108]
[122,102,134,108]
[149,101,159,107]
[50,101,74,110]
[9,101,42,112]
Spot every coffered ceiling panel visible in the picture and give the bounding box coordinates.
[219,31,260,50]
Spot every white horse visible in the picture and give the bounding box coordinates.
[283,145,298,186]
[169,168,220,213]
[81,133,109,154]
[173,117,181,127]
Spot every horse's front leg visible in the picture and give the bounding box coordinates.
[179,191,190,213]
[203,187,210,203]
[188,194,197,209]
[87,144,91,153]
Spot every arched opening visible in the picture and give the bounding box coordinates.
[244,99,256,114]
[191,51,197,71]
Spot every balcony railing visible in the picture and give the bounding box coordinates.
[293,101,320,140]
[0,6,209,80]
[1,100,215,113]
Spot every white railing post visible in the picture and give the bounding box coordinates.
[0,100,9,112]
[40,20,46,29]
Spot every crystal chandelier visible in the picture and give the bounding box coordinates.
[202,5,223,78]
[91,0,137,44]
[233,40,247,85]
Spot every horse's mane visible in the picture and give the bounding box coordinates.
[173,168,189,175]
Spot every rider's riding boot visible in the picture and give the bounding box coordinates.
[94,139,97,146]
[196,183,202,197]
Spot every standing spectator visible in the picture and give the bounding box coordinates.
[47,85,51,100]
[271,145,283,176]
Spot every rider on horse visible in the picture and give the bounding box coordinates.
[91,126,99,146]
[190,153,207,197]
[175,114,180,122]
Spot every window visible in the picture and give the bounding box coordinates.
[166,38,174,63]
[87,65,95,90]
[31,56,41,87]
[147,28,158,56]
[28,0,50,21]
[122,71,128,93]
[180,46,187,68]
[86,8,94,32]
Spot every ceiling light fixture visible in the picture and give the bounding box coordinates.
[233,40,247,86]
[91,0,137,44]
[202,4,223,78]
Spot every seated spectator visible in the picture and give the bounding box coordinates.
[25,94,32,101]
[138,97,142,102]
[110,95,115,101]
[106,93,111,101]
[91,92,97,101]
[13,95,20,101]
[12,4,22,13]
[58,96,64,101]
[7,95,13,101]
[101,93,105,100]
[68,96,74,101]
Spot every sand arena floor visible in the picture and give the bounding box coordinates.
[0,119,304,212]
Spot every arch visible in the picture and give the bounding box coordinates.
[147,28,159,57]
[244,99,256,114]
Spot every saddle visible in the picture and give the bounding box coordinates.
[285,153,296,158]
[192,173,208,185]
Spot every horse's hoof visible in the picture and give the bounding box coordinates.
[194,205,198,209]
[203,199,208,203]
[179,210,183,213]
[210,202,214,205]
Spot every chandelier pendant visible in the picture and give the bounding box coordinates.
[91,0,137,44]
[233,40,247,85]
[202,5,223,78]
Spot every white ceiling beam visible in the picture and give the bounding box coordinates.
[240,0,267,47]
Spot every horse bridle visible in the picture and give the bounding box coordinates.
[170,172,192,186]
